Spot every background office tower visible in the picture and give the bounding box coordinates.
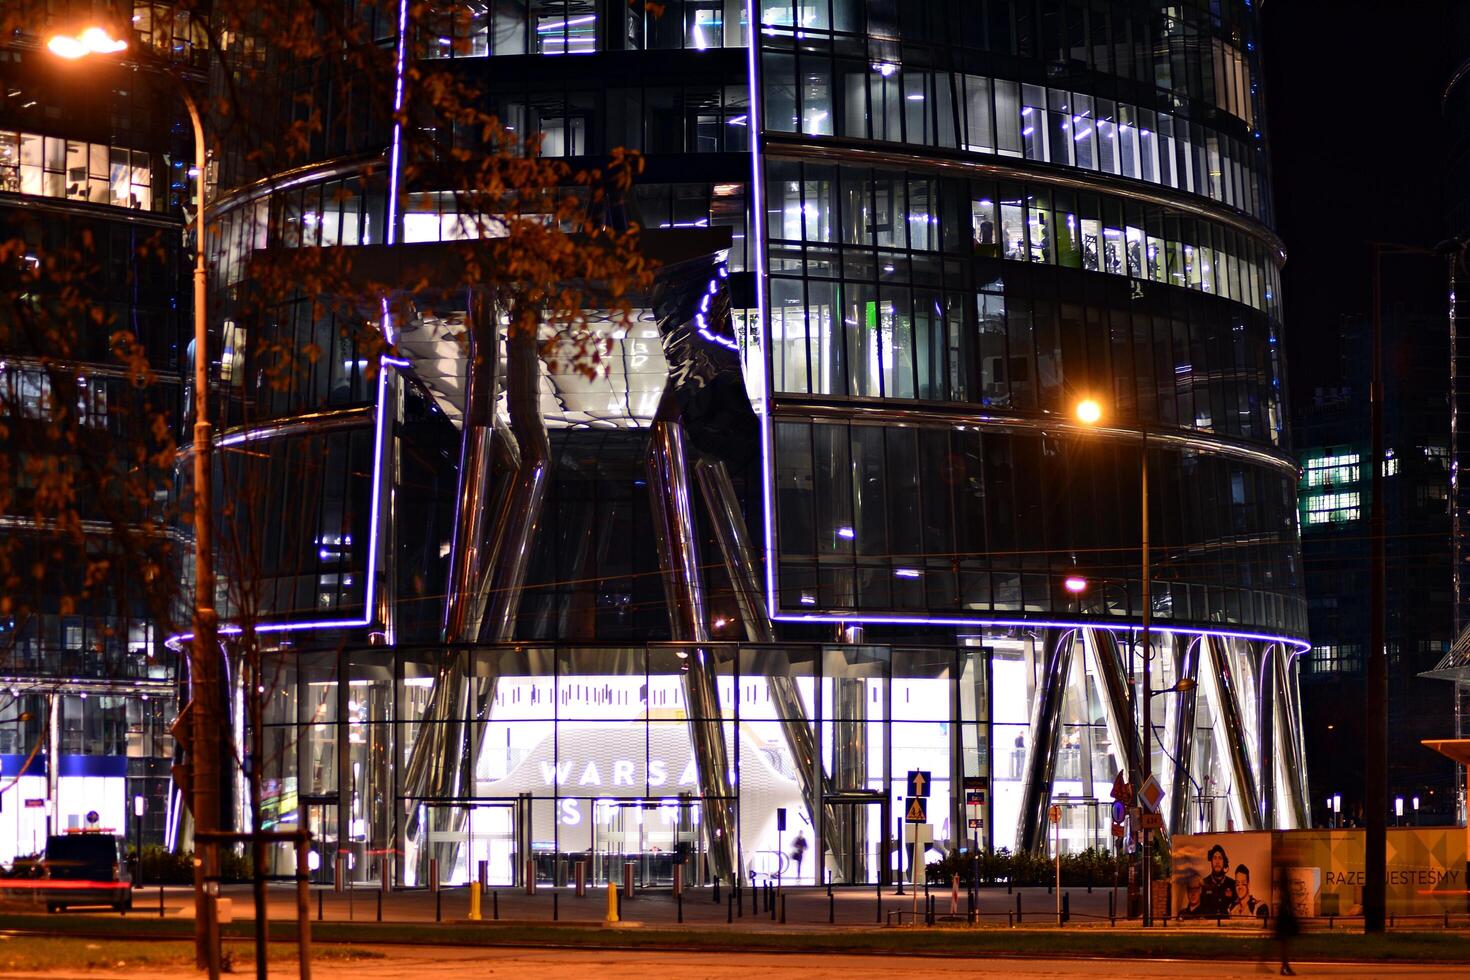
[203,0,1308,886]
[0,2,199,860]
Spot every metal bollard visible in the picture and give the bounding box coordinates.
[673,864,683,899]
[1015,891,1022,924]
[713,877,720,904]
[335,853,347,894]
[780,893,786,924]
[159,884,164,918]
[727,891,733,923]
[376,889,382,923]
[1062,892,1070,925]
[876,879,882,924]
[317,888,323,921]
[493,889,499,920]
[469,881,482,921]
[1109,890,1116,926]
[553,892,559,921]
[769,883,775,920]
[829,889,835,924]
[677,888,683,923]
[605,881,620,924]
[478,860,488,889]
[575,861,586,898]
[525,858,537,896]
[623,862,635,899]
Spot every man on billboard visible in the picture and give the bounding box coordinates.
[1230,863,1270,919]
[1200,843,1239,915]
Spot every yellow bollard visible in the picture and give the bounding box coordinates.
[468,881,481,921]
[605,880,620,924]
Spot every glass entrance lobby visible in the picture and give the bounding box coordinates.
[257,629,1295,886]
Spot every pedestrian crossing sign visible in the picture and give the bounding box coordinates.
[905,797,928,823]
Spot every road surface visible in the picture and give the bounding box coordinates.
[6,945,1467,979]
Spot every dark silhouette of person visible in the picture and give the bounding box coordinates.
[790,831,808,879]
[1199,843,1238,916]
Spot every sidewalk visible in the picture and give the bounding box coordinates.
[107,882,1283,933]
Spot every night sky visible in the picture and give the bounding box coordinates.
[1263,0,1454,409]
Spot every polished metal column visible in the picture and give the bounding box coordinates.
[1017,628,1076,853]
[1203,635,1262,830]
[1273,646,1310,828]
[442,291,504,645]
[645,406,738,881]
[693,458,844,877]
[1084,628,1143,795]
[1168,637,1203,834]
[1255,643,1276,829]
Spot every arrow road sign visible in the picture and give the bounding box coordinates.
[905,797,928,823]
[907,770,931,798]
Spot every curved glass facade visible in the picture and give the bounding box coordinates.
[205,0,1307,885]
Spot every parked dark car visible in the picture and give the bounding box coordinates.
[41,833,132,912]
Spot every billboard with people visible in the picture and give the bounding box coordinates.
[1173,829,1469,918]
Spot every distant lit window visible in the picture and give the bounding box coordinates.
[1302,491,1360,525]
[1311,644,1362,674]
[1302,452,1359,489]
[0,129,153,210]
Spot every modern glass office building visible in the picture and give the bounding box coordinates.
[0,4,195,861]
[205,0,1309,887]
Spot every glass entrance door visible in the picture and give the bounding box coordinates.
[823,793,889,885]
[424,801,519,886]
[591,796,706,886]
[302,798,338,885]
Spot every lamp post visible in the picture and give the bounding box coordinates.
[1073,398,1153,926]
[47,25,219,974]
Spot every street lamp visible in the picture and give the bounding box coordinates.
[1074,396,1154,926]
[47,24,219,974]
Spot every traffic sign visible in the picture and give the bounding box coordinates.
[1110,800,1127,823]
[965,790,986,806]
[904,822,934,845]
[1139,774,1165,812]
[1110,771,1134,805]
[967,818,984,829]
[24,798,44,809]
[1048,803,1061,824]
[1139,811,1164,831]
[904,797,928,823]
[1110,821,1125,837]
[906,770,932,798]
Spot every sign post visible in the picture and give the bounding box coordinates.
[905,771,930,923]
[1049,804,1062,924]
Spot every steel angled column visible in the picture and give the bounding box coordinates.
[1168,638,1203,834]
[1084,628,1143,795]
[1273,646,1310,828]
[1255,643,1276,829]
[1202,636,1262,830]
[646,400,738,881]
[1017,628,1076,853]
[693,458,845,878]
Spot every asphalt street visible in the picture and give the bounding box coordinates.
[5,944,1468,980]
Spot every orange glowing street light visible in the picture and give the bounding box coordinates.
[46,26,128,60]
